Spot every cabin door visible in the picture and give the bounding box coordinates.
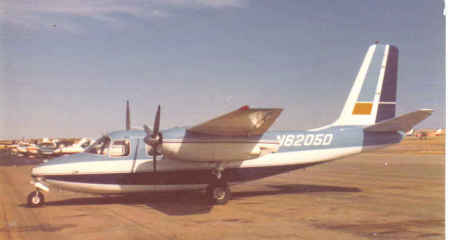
[131,139,156,173]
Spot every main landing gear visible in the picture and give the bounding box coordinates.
[27,190,45,207]
[206,182,231,205]
[207,163,231,205]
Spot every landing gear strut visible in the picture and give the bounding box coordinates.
[27,190,45,207]
[206,182,231,205]
[207,163,231,204]
[211,162,225,179]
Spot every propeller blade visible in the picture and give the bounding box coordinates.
[143,124,152,135]
[144,105,162,173]
[153,105,160,137]
[153,151,157,172]
[126,100,131,131]
[143,125,153,145]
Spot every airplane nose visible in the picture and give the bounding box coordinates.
[30,154,80,177]
[31,160,52,177]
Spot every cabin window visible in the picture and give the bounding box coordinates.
[80,141,91,149]
[110,140,130,157]
[86,136,111,155]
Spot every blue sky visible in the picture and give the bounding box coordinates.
[0,0,445,139]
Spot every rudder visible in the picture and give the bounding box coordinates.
[334,44,398,126]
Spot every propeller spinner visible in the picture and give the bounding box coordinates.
[144,105,162,172]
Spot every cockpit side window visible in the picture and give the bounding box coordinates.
[110,140,130,157]
[86,136,111,155]
[81,141,91,149]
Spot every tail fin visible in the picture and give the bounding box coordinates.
[334,44,399,126]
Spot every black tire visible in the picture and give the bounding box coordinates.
[27,191,45,207]
[206,183,231,205]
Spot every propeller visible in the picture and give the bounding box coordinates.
[144,105,162,172]
[126,100,131,131]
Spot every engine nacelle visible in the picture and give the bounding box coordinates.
[162,138,279,162]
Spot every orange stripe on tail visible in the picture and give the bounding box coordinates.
[352,102,373,115]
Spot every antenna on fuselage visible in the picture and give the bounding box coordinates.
[126,100,131,131]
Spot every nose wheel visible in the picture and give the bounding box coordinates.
[206,182,231,205]
[27,191,45,207]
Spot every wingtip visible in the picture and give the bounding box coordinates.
[420,108,433,114]
[239,105,250,111]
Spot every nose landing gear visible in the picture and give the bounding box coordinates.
[27,190,45,207]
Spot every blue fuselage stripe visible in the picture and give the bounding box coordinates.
[41,162,326,185]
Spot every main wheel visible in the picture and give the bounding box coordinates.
[27,191,45,207]
[207,183,231,205]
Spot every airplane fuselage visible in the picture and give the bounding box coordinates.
[31,126,403,195]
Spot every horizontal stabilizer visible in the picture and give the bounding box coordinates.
[364,109,432,133]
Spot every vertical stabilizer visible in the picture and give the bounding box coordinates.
[334,44,398,126]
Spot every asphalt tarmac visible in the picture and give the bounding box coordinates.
[0,136,444,240]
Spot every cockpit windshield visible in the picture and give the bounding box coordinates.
[85,136,111,155]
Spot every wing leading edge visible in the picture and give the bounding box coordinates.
[187,106,283,137]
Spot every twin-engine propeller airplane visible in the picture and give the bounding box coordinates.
[28,44,432,207]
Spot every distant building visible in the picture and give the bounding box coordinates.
[434,128,445,136]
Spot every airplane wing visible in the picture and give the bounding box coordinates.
[187,106,283,137]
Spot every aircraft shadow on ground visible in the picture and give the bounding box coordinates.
[22,191,214,216]
[232,184,361,200]
[18,184,360,216]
